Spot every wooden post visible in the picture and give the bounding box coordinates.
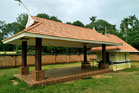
[22,41,27,67]
[84,45,87,63]
[102,44,106,64]
[100,44,108,69]
[100,29,108,69]
[35,38,42,71]
[32,38,45,81]
[81,44,91,69]
[19,41,29,75]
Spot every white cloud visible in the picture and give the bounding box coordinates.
[0,0,139,29]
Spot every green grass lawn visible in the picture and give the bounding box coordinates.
[0,62,139,93]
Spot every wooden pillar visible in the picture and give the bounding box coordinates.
[22,41,27,67]
[81,44,91,69]
[32,38,45,81]
[102,44,106,64]
[19,41,29,75]
[100,44,109,69]
[83,45,87,63]
[35,38,42,71]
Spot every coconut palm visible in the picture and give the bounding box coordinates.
[90,16,97,29]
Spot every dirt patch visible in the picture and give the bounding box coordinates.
[64,80,75,84]
[92,75,102,79]
[92,75,112,79]
[10,80,19,86]
[103,76,112,78]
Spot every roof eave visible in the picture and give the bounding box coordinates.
[92,50,139,53]
[2,32,122,46]
[2,33,25,44]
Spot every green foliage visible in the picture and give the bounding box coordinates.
[15,14,28,34]
[94,19,117,34]
[66,22,72,24]
[120,15,139,33]
[50,16,62,22]
[120,15,139,49]
[90,16,97,28]
[36,13,62,22]
[0,21,15,51]
[0,21,5,40]
[0,14,28,51]
[36,13,50,19]
[127,30,139,49]
[85,17,118,36]
[72,20,84,27]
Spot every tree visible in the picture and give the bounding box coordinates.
[72,20,84,27]
[0,21,15,51]
[85,17,118,35]
[90,16,97,28]
[0,21,5,39]
[36,13,62,22]
[66,22,72,24]
[120,15,139,42]
[36,13,50,19]
[0,21,5,46]
[15,14,28,34]
[50,16,62,22]
[127,30,139,50]
[93,19,117,35]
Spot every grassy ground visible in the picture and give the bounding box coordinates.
[0,62,139,93]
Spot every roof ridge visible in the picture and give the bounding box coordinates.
[32,16,96,32]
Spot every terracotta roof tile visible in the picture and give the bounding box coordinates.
[2,16,120,44]
[91,34,138,52]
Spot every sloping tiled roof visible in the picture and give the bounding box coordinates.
[2,16,120,44]
[91,34,138,52]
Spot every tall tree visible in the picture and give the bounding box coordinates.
[90,16,97,28]
[72,20,84,27]
[0,21,15,51]
[120,15,139,42]
[15,14,28,34]
[36,13,50,19]
[94,19,117,35]
[50,16,62,22]
[37,13,62,22]
[66,22,72,24]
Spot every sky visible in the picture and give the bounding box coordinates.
[0,0,139,29]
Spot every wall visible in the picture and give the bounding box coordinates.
[97,52,117,62]
[0,53,139,68]
[130,54,139,61]
[0,54,96,68]
[96,52,137,63]
[109,52,116,62]
[116,52,130,62]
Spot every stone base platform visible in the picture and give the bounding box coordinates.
[14,67,112,86]
[100,63,109,69]
[81,62,91,69]
[109,63,131,71]
[19,67,29,75]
